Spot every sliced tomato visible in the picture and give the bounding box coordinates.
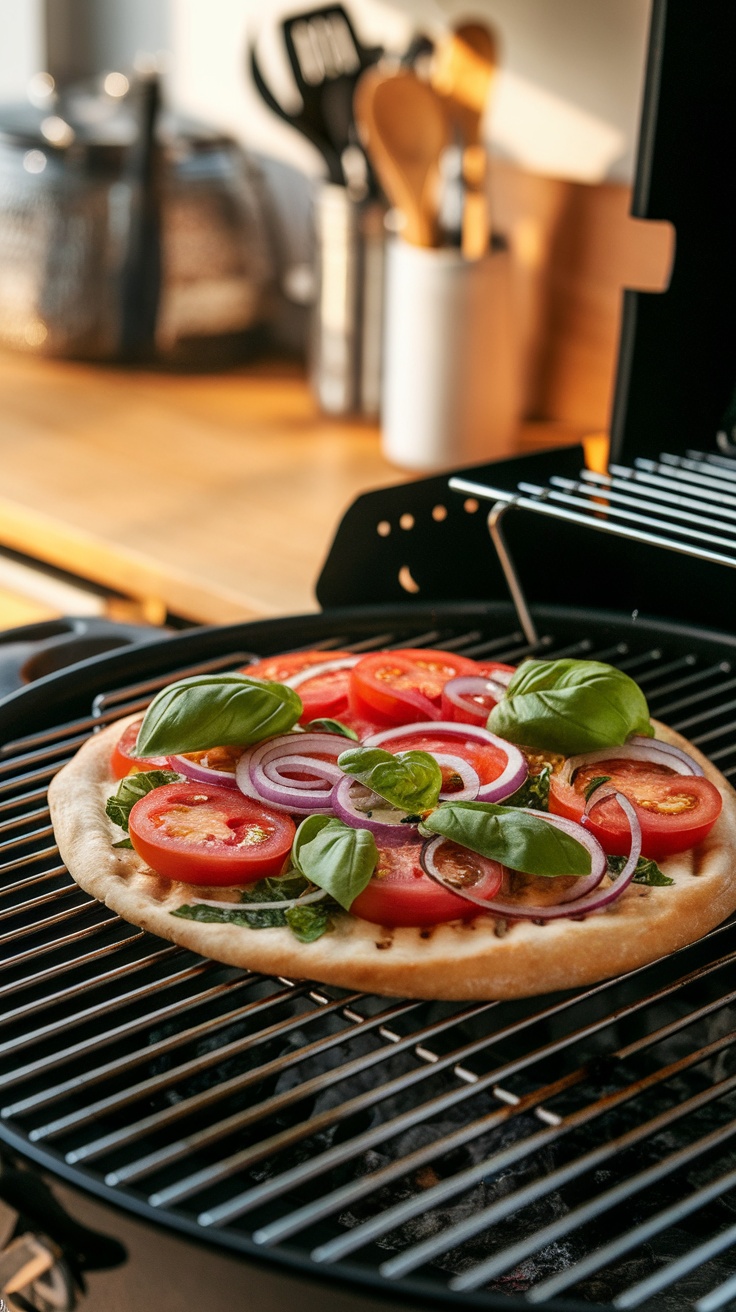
[128,782,295,885]
[375,726,512,791]
[241,650,358,726]
[350,648,480,726]
[440,661,517,726]
[350,840,503,927]
[110,718,170,779]
[549,758,723,859]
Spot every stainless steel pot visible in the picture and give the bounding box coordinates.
[0,74,275,367]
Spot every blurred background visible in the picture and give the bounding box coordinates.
[0,0,663,647]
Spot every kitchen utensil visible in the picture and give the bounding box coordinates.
[249,43,343,184]
[354,67,450,247]
[0,76,274,365]
[309,182,385,415]
[431,22,497,258]
[381,237,519,468]
[283,5,382,186]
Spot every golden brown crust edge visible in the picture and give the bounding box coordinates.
[48,716,736,1001]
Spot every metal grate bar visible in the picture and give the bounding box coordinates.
[0,761,73,796]
[550,473,736,540]
[3,981,279,1117]
[528,1159,736,1303]
[0,734,91,778]
[0,927,147,1006]
[449,1070,736,1293]
[0,806,51,838]
[0,898,106,950]
[0,912,123,974]
[0,822,54,853]
[0,864,75,902]
[612,462,736,512]
[59,1001,469,1167]
[697,1267,736,1312]
[0,942,181,1035]
[615,1221,736,1309]
[649,672,736,719]
[0,845,61,882]
[241,946,736,1248]
[0,878,80,926]
[0,957,222,1082]
[588,468,736,525]
[141,940,736,1213]
[308,978,736,1268]
[25,981,360,1140]
[634,457,736,501]
[0,787,51,818]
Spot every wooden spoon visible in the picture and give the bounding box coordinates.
[354,67,450,247]
[431,22,497,259]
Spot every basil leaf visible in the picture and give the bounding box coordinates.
[423,800,592,877]
[488,658,653,755]
[112,837,134,850]
[584,775,612,802]
[337,747,442,813]
[106,769,181,832]
[292,814,377,910]
[136,674,302,756]
[504,765,551,812]
[607,854,674,887]
[303,718,359,740]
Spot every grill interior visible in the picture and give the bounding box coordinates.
[2,603,736,1312]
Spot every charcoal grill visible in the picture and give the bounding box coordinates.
[3,1,736,1309]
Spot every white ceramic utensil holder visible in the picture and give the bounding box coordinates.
[381,238,520,470]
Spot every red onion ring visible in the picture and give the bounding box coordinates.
[184,887,328,912]
[559,739,702,787]
[168,753,240,789]
[628,735,704,776]
[332,776,420,844]
[420,794,640,920]
[260,754,343,790]
[363,721,527,803]
[442,673,511,720]
[236,732,342,814]
[283,656,361,688]
[433,753,480,801]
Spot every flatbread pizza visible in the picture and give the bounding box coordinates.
[47,650,736,1001]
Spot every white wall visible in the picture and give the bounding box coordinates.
[0,0,43,98]
[169,0,651,185]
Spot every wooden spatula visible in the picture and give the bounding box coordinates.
[355,67,450,248]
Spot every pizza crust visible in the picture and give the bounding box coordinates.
[48,716,736,1001]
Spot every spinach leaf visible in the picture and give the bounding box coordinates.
[292,814,377,910]
[171,871,334,941]
[422,800,592,877]
[488,658,653,755]
[337,746,442,813]
[504,765,551,812]
[303,719,359,740]
[136,674,302,756]
[607,854,673,886]
[106,769,181,832]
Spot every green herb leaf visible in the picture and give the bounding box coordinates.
[337,746,442,813]
[607,854,674,886]
[504,765,552,812]
[285,902,332,942]
[136,674,302,757]
[106,769,181,832]
[292,814,377,910]
[171,871,334,941]
[302,718,359,740]
[488,658,653,755]
[112,837,134,849]
[422,800,592,877]
[584,775,613,802]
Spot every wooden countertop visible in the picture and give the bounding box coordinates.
[0,350,590,625]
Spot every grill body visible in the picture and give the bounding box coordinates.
[2,601,736,1312]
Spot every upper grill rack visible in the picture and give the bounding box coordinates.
[451,449,736,647]
[2,607,736,1312]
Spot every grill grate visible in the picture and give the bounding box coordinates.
[2,608,736,1311]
